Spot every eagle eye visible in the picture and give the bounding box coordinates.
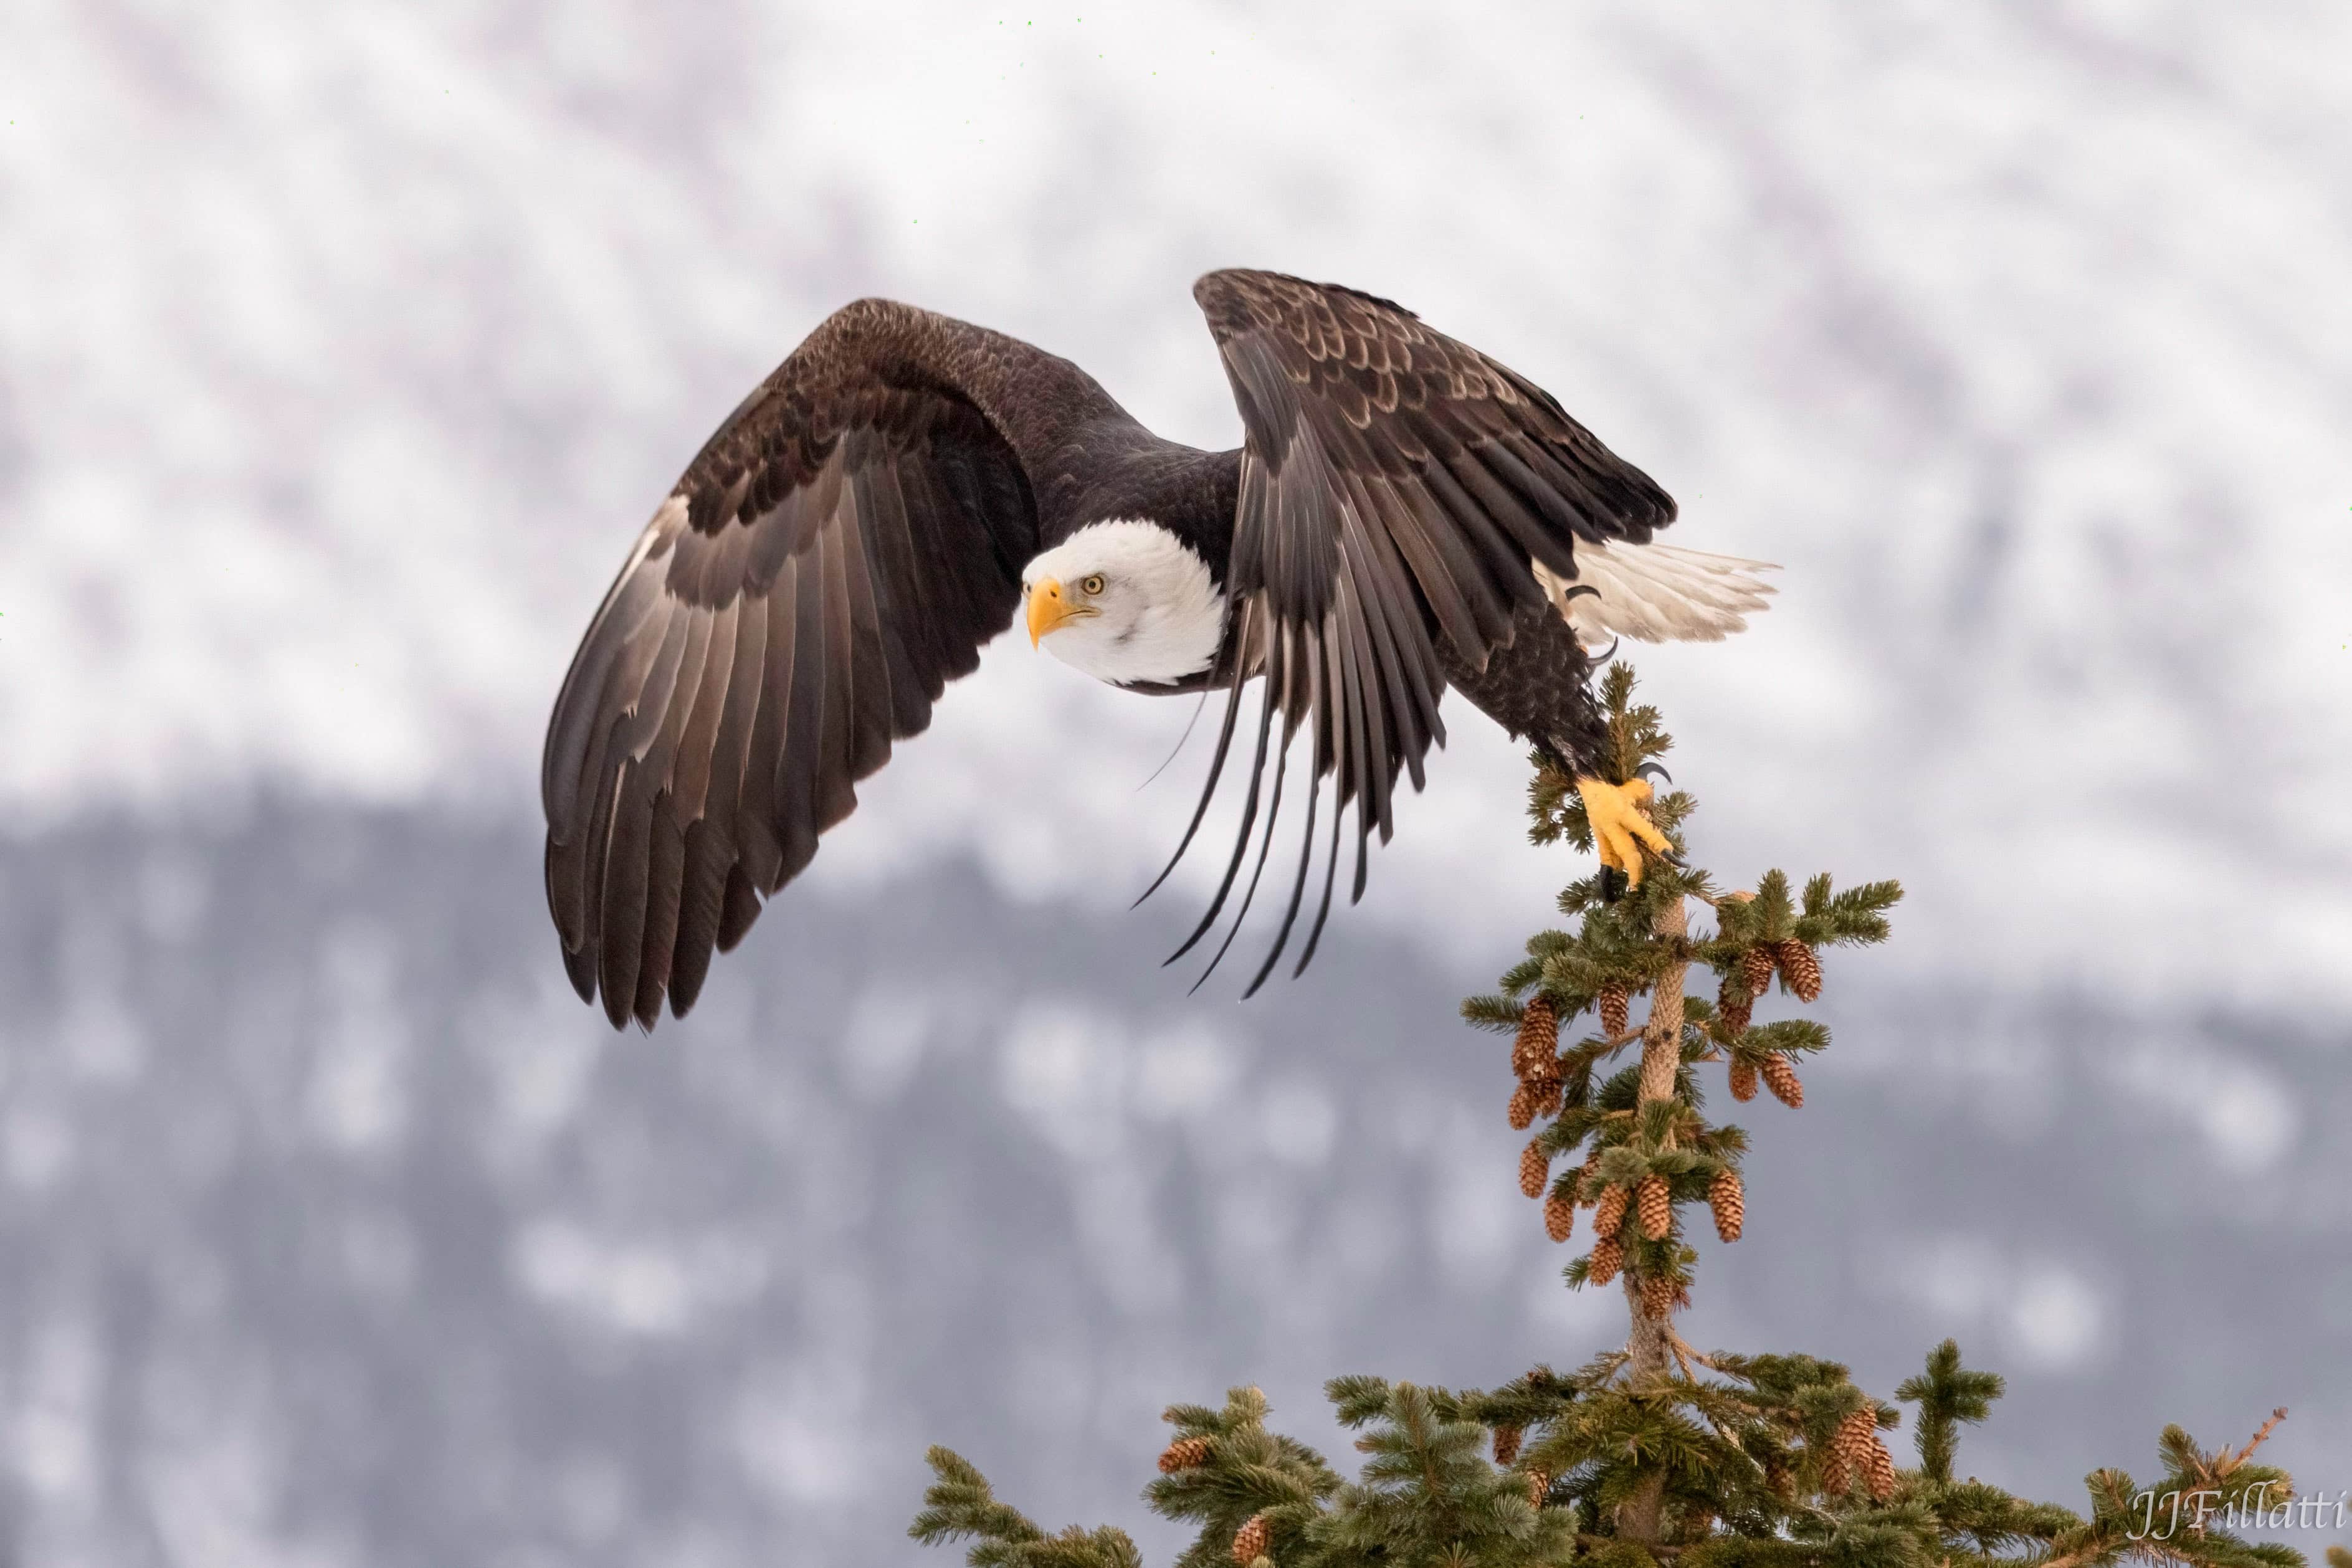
[1079,573,1106,596]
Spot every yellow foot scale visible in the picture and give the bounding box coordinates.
[1575,776,1672,888]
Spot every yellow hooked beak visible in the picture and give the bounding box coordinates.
[1026,576,1088,646]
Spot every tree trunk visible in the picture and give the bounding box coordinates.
[1636,895,1687,1109]
[1621,890,1688,1545]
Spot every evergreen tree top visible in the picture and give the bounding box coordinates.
[910,668,2300,1568]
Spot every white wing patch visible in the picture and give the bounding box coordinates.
[1536,541,1779,651]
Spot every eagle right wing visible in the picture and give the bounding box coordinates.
[1168,269,1679,991]
[541,300,1117,1029]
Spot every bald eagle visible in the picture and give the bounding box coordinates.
[543,270,1773,1029]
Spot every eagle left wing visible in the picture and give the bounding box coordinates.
[542,299,1128,1030]
[1168,268,1677,990]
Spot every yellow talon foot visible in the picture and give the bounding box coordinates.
[1575,776,1672,888]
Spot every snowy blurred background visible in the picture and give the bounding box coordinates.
[2,2,2349,1563]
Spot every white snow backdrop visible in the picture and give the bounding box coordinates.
[1,4,2348,1565]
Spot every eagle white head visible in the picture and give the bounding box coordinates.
[1021,518,1227,686]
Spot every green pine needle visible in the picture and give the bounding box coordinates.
[909,668,2272,1568]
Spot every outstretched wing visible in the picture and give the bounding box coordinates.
[543,299,1117,1029]
[1168,268,1677,991]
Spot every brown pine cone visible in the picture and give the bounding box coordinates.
[1775,940,1823,1003]
[1759,1053,1805,1108]
[1577,1149,1602,1199]
[1159,1435,1211,1473]
[1513,994,1558,1080]
[1763,1460,1792,1498]
[1231,1513,1270,1566]
[1543,1189,1576,1243]
[1492,1425,1523,1466]
[1708,1167,1745,1243]
[1638,1270,1680,1320]
[1508,1081,1538,1130]
[1716,972,1753,1038]
[1597,982,1630,1039]
[1587,1233,1623,1286]
[1526,1470,1550,1508]
[1821,1448,1850,1496]
[1531,1075,1563,1119]
[1739,946,1776,997]
[1518,1139,1549,1200]
[1592,1184,1628,1240]
[1865,1437,1898,1501]
[1828,1407,1880,1492]
[1635,1174,1672,1240]
[1728,1057,1758,1101]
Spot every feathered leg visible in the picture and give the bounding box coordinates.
[1442,597,1671,891]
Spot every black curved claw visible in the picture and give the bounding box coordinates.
[1633,761,1673,786]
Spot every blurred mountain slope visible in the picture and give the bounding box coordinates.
[0,802,2341,1565]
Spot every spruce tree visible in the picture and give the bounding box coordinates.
[911,666,2305,1568]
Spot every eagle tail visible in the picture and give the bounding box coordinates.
[1536,541,1778,651]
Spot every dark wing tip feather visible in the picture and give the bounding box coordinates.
[715,863,764,953]
[558,928,599,1005]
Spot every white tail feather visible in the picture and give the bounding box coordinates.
[1535,541,1779,650]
